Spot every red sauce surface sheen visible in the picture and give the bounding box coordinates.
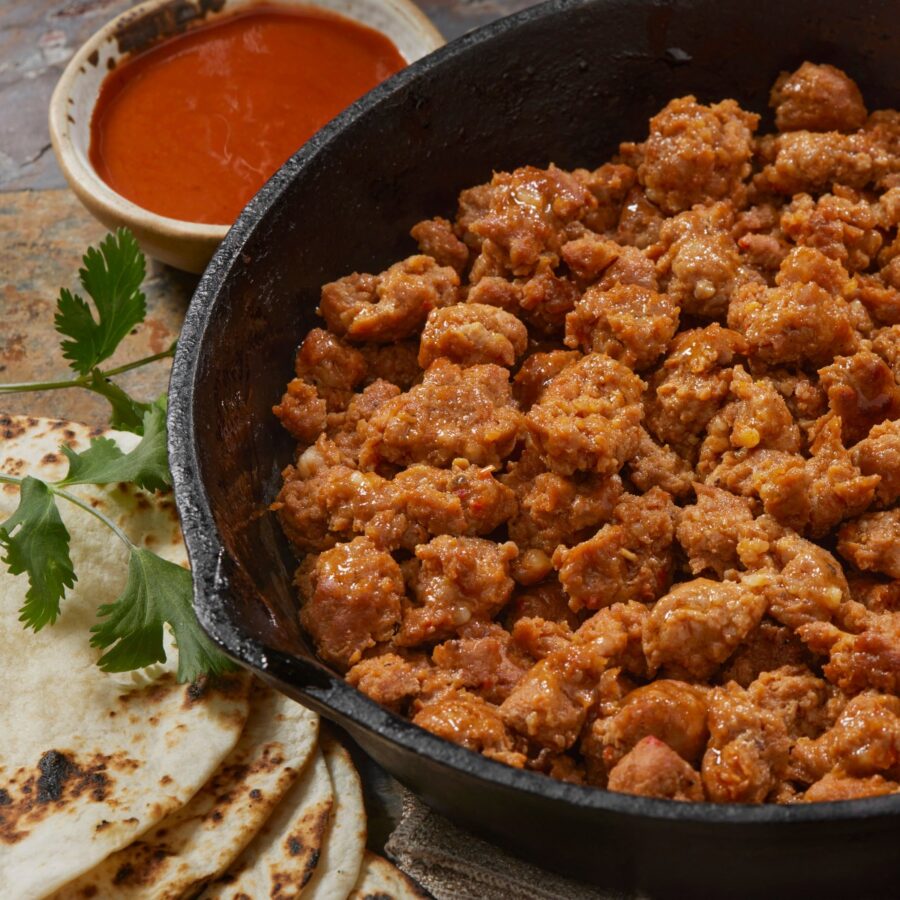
[90,6,406,224]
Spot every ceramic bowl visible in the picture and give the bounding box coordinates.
[48,0,444,274]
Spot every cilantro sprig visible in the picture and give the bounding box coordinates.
[0,228,233,683]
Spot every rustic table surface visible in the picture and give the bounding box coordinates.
[0,0,541,860]
[0,0,540,422]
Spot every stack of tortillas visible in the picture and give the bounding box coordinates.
[0,415,427,900]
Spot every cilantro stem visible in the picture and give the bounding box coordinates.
[0,346,175,395]
[0,474,134,549]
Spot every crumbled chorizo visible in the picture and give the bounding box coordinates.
[526,353,645,476]
[702,680,791,803]
[564,283,679,370]
[637,96,758,214]
[292,328,368,410]
[512,350,580,410]
[606,736,705,801]
[554,487,676,613]
[644,324,747,456]
[644,579,767,681]
[410,216,469,272]
[504,579,580,631]
[676,483,755,577]
[517,262,581,334]
[770,62,867,133]
[360,359,521,469]
[359,340,421,391]
[780,190,882,272]
[561,234,657,289]
[654,201,757,319]
[819,350,900,446]
[626,428,694,499]
[616,186,665,249]
[397,536,517,647]
[419,302,527,368]
[346,651,425,713]
[853,418,900,507]
[838,510,900,579]
[465,165,596,274]
[719,621,814,688]
[573,162,636,234]
[298,537,404,669]
[319,255,460,342]
[800,772,898,802]
[273,379,327,444]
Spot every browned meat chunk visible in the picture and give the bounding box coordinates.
[645,324,747,456]
[719,621,814,688]
[728,253,858,367]
[791,692,900,781]
[756,130,889,195]
[654,202,757,319]
[625,428,694,499]
[801,611,900,696]
[347,652,425,713]
[419,303,527,368]
[397,536,517,647]
[644,578,767,680]
[554,487,676,613]
[573,162,636,234]
[606,736,704,801]
[701,680,791,803]
[850,274,900,327]
[413,689,525,767]
[804,416,879,538]
[364,460,517,551]
[499,602,647,750]
[853,419,900,507]
[873,325,900,381]
[527,353,645,476]
[637,96,758,214]
[359,340,422,391]
[781,190,882,272]
[503,449,622,555]
[742,532,852,631]
[273,379,327,445]
[465,275,521,312]
[298,537,404,669]
[274,439,385,552]
[517,263,582,335]
[512,350,580,410]
[590,680,709,771]
[360,359,521,469]
[561,234,657,289]
[293,328,367,410]
[770,63,867,133]
[616,186,664,249]
[504,580,580,631]
[800,772,898,802]
[319,255,460,342]
[326,379,401,463]
[564,283,678,370]
[708,449,810,532]
[838,510,900,579]
[676,484,755,577]
[819,350,900,446]
[410,216,469,272]
[464,165,596,275]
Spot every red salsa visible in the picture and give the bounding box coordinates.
[90,6,406,225]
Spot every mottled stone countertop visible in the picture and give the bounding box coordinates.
[0,0,539,424]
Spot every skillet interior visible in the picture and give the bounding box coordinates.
[168,0,900,894]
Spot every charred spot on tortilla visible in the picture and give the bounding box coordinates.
[249,788,263,800]
[301,847,321,886]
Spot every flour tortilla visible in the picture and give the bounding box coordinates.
[200,746,335,899]
[303,733,368,900]
[51,681,319,899]
[348,851,431,899]
[0,415,251,899]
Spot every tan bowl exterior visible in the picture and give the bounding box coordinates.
[49,0,444,274]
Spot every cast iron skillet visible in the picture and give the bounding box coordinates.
[168,1,900,895]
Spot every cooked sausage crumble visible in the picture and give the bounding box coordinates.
[274,62,900,804]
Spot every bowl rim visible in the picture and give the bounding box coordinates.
[48,0,445,241]
[169,0,900,829]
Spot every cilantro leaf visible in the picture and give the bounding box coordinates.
[0,477,75,631]
[91,547,235,683]
[58,404,170,493]
[55,229,147,376]
[87,370,152,434]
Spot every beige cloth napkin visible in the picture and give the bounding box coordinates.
[385,788,641,900]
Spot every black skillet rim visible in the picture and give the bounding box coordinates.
[168,0,900,830]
